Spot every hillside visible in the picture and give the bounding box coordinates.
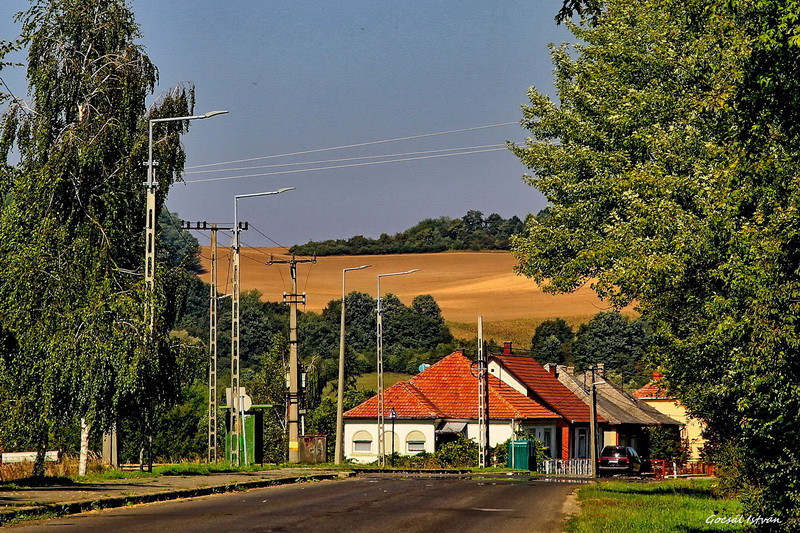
[198,247,633,347]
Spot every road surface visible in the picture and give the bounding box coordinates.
[7,473,581,532]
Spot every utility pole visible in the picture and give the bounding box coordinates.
[477,316,489,468]
[182,221,233,463]
[229,220,249,465]
[268,254,316,462]
[231,187,293,465]
[335,265,370,465]
[139,110,227,471]
[376,269,419,466]
[590,366,598,478]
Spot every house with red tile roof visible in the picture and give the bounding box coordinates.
[343,350,561,463]
[489,345,599,461]
[490,343,683,460]
[633,372,707,460]
[544,364,681,458]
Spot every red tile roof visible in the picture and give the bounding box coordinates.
[491,355,598,423]
[633,380,674,400]
[344,351,560,420]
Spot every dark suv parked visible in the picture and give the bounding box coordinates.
[598,445,642,476]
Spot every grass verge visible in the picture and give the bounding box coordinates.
[565,478,744,532]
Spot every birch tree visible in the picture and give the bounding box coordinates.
[0,0,197,474]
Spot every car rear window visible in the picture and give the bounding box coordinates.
[600,446,627,456]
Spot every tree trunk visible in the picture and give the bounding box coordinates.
[79,418,91,476]
[32,431,48,478]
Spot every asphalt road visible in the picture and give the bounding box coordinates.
[7,474,580,533]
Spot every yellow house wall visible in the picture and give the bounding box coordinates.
[642,398,706,461]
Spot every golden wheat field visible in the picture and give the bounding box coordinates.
[198,247,632,347]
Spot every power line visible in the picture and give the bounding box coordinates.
[184,121,518,170]
[184,147,509,184]
[246,222,291,252]
[183,143,508,175]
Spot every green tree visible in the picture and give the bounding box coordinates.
[530,318,574,363]
[572,312,647,378]
[0,0,197,472]
[248,333,289,464]
[512,0,800,523]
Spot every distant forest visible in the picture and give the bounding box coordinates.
[289,210,529,256]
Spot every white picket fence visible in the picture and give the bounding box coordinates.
[541,458,592,477]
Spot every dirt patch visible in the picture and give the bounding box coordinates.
[562,485,581,520]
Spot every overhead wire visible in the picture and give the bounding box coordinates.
[184,121,518,170]
[246,222,291,253]
[184,147,509,184]
[183,143,508,175]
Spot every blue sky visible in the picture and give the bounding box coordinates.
[1,1,573,247]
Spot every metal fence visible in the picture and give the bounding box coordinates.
[650,459,715,478]
[541,458,592,477]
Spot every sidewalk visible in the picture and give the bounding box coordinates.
[0,467,354,525]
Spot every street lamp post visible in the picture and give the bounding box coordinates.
[335,264,371,465]
[229,188,295,465]
[376,269,419,466]
[145,110,228,328]
[589,369,606,478]
[390,407,397,467]
[132,109,228,472]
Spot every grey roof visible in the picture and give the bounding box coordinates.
[550,366,681,427]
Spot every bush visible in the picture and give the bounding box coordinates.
[435,436,478,467]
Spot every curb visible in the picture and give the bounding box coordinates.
[0,472,354,526]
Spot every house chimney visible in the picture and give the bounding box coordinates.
[502,341,512,355]
[565,366,575,375]
[596,362,605,378]
[545,363,557,376]
[652,371,663,381]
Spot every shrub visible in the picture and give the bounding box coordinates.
[435,437,478,467]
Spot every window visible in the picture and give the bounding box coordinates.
[407,441,425,452]
[576,428,588,458]
[354,441,371,452]
[352,430,372,453]
[405,430,426,454]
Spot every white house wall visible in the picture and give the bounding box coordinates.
[465,420,516,447]
[488,360,527,395]
[344,420,435,464]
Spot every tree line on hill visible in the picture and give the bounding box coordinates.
[289,210,526,256]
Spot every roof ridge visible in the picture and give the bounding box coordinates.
[399,380,445,417]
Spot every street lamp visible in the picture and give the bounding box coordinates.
[145,109,229,327]
[376,269,419,466]
[335,264,371,465]
[137,109,228,472]
[589,376,606,478]
[229,187,295,465]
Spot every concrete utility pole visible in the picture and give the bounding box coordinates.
[182,221,233,463]
[589,367,605,478]
[230,188,293,466]
[268,254,316,463]
[477,316,489,468]
[335,265,370,465]
[135,110,227,471]
[376,269,419,466]
[229,220,247,465]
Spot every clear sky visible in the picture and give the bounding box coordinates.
[1,1,573,248]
